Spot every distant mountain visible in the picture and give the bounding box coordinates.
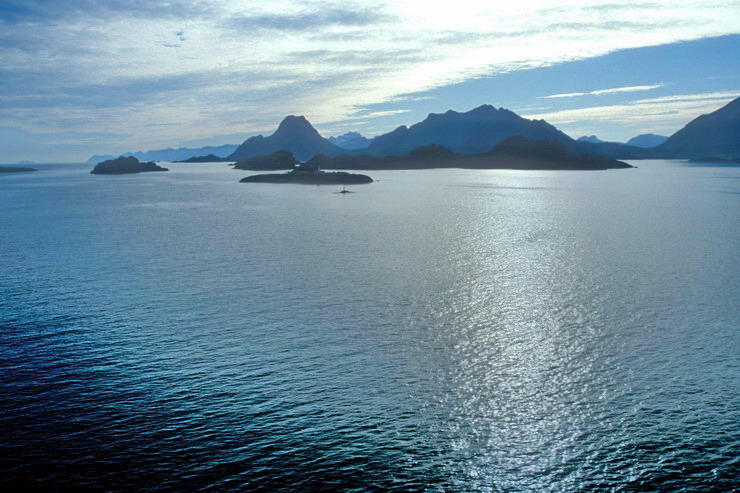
[577,135,605,144]
[228,116,344,162]
[328,132,372,150]
[626,134,668,148]
[86,144,239,164]
[366,105,584,156]
[87,154,117,163]
[654,97,740,158]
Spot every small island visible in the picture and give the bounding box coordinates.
[90,156,169,174]
[0,166,37,173]
[240,163,373,185]
[175,154,231,163]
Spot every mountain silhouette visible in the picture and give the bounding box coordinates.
[86,144,238,163]
[366,105,582,156]
[328,131,372,150]
[228,115,343,162]
[654,97,740,158]
[577,135,605,144]
[626,134,668,148]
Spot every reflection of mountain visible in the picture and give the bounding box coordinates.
[654,97,740,158]
[308,136,632,170]
[328,132,372,150]
[228,116,343,162]
[626,134,668,148]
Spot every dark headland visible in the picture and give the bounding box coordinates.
[0,166,37,173]
[240,163,373,185]
[90,156,169,174]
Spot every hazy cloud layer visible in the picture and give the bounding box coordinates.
[1,0,739,160]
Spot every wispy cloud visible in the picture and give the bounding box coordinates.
[228,7,391,32]
[541,84,664,99]
[2,0,740,160]
[523,90,739,136]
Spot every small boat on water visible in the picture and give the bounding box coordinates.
[336,185,354,194]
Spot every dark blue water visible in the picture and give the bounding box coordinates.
[1,161,738,491]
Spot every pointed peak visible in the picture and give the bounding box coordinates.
[277,114,312,129]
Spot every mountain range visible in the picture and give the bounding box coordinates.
[227,115,344,161]
[90,96,740,164]
[328,132,373,150]
[86,144,239,163]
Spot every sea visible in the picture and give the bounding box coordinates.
[1,160,738,491]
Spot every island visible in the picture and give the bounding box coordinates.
[0,166,37,173]
[90,156,169,174]
[175,154,232,163]
[306,137,633,171]
[233,150,297,170]
[240,163,373,185]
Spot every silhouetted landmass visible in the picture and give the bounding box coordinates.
[228,116,344,162]
[86,144,239,163]
[0,166,37,172]
[626,134,668,148]
[87,154,117,163]
[577,135,605,144]
[365,105,589,156]
[307,137,632,170]
[90,156,169,174]
[176,154,231,163]
[328,131,373,150]
[689,157,740,164]
[233,150,297,170]
[653,97,740,158]
[240,163,372,185]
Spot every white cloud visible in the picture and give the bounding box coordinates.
[1,0,740,158]
[523,90,740,136]
[541,84,664,99]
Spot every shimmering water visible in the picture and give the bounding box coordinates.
[1,161,738,491]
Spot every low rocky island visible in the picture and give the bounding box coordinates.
[175,154,231,163]
[240,163,373,185]
[0,166,37,173]
[90,156,169,174]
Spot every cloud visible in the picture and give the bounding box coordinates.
[2,0,740,160]
[541,84,664,99]
[228,6,391,32]
[522,91,740,134]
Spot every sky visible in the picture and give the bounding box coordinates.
[1,0,739,162]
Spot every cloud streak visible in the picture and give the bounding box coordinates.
[1,0,739,160]
[541,84,664,99]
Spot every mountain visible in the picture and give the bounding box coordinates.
[654,97,740,158]
[626,134,668,148]
[307,136,631,171]
[86,144,238,164]
[328,132,372,150]
[577,135,605,144]
[87,154,117,163]
[228,116,344,162]
[366,105,584,156]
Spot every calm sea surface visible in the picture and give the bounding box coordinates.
[1,160,738,491]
